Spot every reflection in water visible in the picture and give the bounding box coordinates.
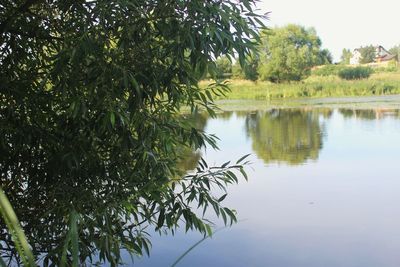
[339,108,400,120]
[176,113,208,173]
[138,107,400,267]
[215,111,234,121]
[3,107,400,266]
[176,149,201,173]
[244,109,326,165]
[180,108,399,168]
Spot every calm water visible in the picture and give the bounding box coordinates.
[135,108,400,267]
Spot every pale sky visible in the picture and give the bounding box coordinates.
[257,0,400,62]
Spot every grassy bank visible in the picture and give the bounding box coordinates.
[214,95,400,112]
[201,71,400,100]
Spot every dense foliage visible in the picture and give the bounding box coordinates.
[338,66,373,80]
[340,48,352,65]
[312,64,346,76]
[0,0,263,265]
[232,54,259,81]
[359,45,376,64]
[316,49,333,65]
[389,45,400,61]
[215,56,233,79]
[257,25,329,83]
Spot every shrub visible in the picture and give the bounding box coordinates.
[232,57,259,81]
[312,64,346,76]
[372,61,398,73]
[338,66,373,80]
[387,60,399,72]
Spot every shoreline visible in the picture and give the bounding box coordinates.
[215,94,400,111]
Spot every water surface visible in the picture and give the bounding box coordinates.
[136,108,400,267]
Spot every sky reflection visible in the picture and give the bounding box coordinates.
[136,108,400,267]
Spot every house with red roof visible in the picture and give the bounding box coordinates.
[375,46,396,63]
[350,45,396,65]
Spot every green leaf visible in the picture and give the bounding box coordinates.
[218,194,227,202]
[224,208,237,225]
[240,167,248,181]
[236,154,251,164]
[70,211,79,267]
[110,112,116,127]
[142,239,151,256]
[157,208,165,229]
[220,208,227,225]
[0,188,35,266]
[221,161,230,168]
[205,224,213,238]
[60,210,79,267]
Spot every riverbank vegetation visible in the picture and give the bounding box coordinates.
[208,24,400,101]
[201,70,400,100]
[338,66,373,80]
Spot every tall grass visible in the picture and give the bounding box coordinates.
[200,71,400,100]
[338,66,373,80]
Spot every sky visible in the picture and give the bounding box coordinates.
[257,0,400,62]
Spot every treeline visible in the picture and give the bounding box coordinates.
[213,25,400,83]
[213,24,332,83]
[312,63,397,80]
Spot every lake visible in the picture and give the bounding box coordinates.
[135,107,400,267]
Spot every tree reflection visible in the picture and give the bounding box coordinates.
[339,108,400,120]
[339,109,376,120]
[216,111,234,121]
[176,113,208,173]
[245,109,325,165]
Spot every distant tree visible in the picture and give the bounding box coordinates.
[340,48,352,64]
[232,55,259,81]
[317,48,333,65]
[359,45,376,64]
[389,45,400,61]
[215,56,232,79]
[257,25,325,83]
[232,62,245,79]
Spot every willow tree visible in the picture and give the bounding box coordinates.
[0,0,263,265]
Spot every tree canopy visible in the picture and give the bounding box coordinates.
[215,56,233,79]
[316,48,333,65]
[340,48,352,65]
[257,24,327,83]
[0,0,263,265]
[389,45,400,61]
[359,45,376,64]
[232,53,259,81]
